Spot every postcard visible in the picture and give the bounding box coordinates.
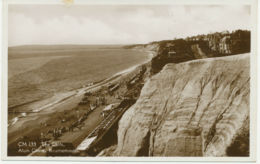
[1,0,258,162]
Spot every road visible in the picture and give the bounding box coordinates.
[76,102,133,154]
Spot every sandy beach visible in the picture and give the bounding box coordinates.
[7,48,153,156]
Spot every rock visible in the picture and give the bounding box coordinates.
[112,53,250,157]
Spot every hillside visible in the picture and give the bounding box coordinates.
[97,30,250,157]
[103,54,250,156]
[125,30,250,75]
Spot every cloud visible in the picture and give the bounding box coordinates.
[8,5,250,46]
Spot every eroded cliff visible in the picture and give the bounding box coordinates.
[109,53,249,157]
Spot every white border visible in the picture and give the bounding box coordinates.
[1,0,258,162]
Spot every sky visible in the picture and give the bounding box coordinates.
[8,5,251,46]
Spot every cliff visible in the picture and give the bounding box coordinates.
[96,30,251,157]
[103,53,249,157]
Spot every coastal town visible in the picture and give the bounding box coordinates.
[8,30,251,157]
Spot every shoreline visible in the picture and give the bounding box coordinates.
[8,48,153,155]
[8,49,154,127]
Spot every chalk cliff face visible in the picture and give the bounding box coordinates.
[112,53,249,156]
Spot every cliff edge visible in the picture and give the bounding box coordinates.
[110,53,249,157]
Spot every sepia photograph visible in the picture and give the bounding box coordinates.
[1,0,258,162]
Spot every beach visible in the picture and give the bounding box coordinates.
[7,46,153,156]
